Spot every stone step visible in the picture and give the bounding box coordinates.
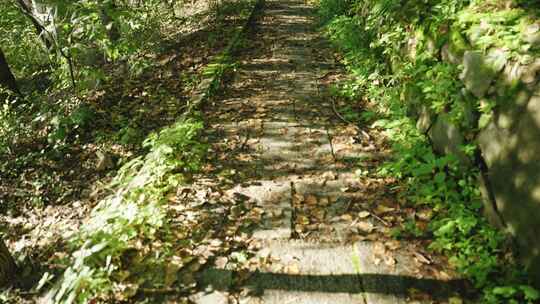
[196,240,465,303]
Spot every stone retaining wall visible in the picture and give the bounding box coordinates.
[409,24,540,283]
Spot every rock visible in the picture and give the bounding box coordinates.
[460,51,498,98]
[428,114,470,166]
[517,89,533,108]
[521,58,540,84]
[500,61,523,88]
[477,174,505,230]
[441,43,461,64]
[523,23,540,48]
[486,48,508,74]
[416,106,433,133]
[496,112,514,130]
[95,150,114,171]
[477,121,516,168]
[405,36,419,60]
[476,86,540,285]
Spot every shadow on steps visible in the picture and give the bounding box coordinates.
[197,268,471,301]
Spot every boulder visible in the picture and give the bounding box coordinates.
[460,51,499,98]
[95,150,114,171]
[428,114,470,166]
[523,23,540,49]
[441,43,461,65]
[521,58,540,85]
[477,86,540,285]
[416,106,433,134]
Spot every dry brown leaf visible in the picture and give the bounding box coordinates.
[341,214,353,221]
[449,297,463,304]
[374,205,395,214]
[215,256,228,268]
[322,171,336,180]
[384,256,396,267]
[285,264,300,274]
[358,211,370,218]
[439,270,451,280]
[413,251,432,265]
[416,209,433,221]
[293,193,304,204]
[356,221,374,233]
[373,242,386,256]
[385,240,401,251]
[304,194,318,205]
[297,215,310,225]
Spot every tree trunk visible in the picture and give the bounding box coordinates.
[100,1,120,42]
[0,238,18,287]
[0,49,20,95]
[15,0,55,50]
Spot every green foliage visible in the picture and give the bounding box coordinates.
[46,118,205,303]
[319,0,540,302]
[318,0,353,23]
[0,95,22,155]
[457,2,538,58]
[48,104,96,146]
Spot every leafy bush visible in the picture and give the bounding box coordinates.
[45,119,205,303]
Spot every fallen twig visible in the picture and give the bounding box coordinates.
[331,96,352,125]
[371,213,390,227]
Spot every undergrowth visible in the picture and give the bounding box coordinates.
[43,118,206,303]
[317,0,540,302]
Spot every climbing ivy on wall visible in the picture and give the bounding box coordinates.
[318,0,540,302]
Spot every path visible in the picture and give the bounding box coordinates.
[190,0,468,303]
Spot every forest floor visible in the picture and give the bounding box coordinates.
[185,0,474,303]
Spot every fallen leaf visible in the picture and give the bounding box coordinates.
[385,240,401,251]
[449,297,463,304]
[304,194,318,205]
[413,251,432,265]
[416,209,433,221]
[215,257,228,268]
[297,215,310,225]
[341,214,353,221]
[322,171,336,180]
[373,242,386,256]
[293,193,304,204]
[374,205,395,214]
[285,264,300,274]
[358,211,370,218]
[439,271,451,280]
[384,256,396,266]
[356,221,374,233]
[319,197,329,206]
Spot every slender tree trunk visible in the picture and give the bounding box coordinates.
[15,0,54,50]
[0,238,18,287]
[0,49,20,95]
[100,1,120,42]
[15,1,76,88]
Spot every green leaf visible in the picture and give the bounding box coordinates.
[492,286,517,298]
[434,172,446,184]
[520,285,540,300]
